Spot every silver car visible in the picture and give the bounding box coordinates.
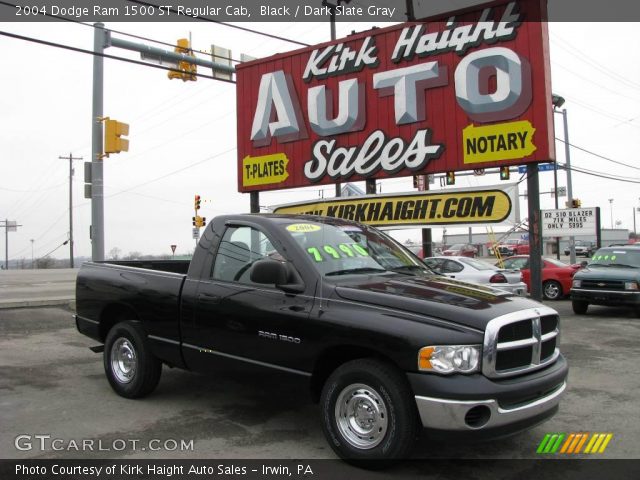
[424,256,528,296]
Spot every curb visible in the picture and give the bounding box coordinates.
[0,298,75,310]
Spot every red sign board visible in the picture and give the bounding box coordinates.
[236,0,554,193]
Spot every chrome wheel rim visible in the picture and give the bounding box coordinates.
[544,282,560,299]
[110,338,137,384]
[335,383,388,449]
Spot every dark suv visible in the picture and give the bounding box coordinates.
[570,245,640,316]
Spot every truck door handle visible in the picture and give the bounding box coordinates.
[198,293,221,304]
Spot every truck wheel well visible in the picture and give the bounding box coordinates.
[309,346,400,403]
[99,304,139,341]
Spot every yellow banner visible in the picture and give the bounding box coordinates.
[274,190,512,226]
[242,153,289,187]
[463,120,537,164]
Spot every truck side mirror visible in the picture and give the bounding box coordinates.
[250,259,288,285]
[250,259,305,294]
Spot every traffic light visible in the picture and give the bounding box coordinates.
[193,215,204,228]
[104,118,129,155]
[192,216,197,226]
[413,175,418,188]
[194,195,201,210]
[571,199,582,208]
[446,171,455,185]
[201,217,206,227]
[500,166,510,180]
[168,38,197,81]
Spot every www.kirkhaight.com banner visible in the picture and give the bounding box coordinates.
[3,0,640,22]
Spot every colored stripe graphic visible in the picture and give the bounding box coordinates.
[539,433,613,454]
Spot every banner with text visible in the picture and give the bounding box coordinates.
[273,188,516,227]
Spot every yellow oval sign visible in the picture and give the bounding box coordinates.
[286,223,321,232]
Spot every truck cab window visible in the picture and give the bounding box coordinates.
[211,226,282,284]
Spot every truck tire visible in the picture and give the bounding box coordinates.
[104,321,162,398]
[572,300,588,315]
[320,359,417,464]
[542,280,563,300]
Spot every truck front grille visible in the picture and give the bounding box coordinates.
[483,307,560,379]
[581,279,625,290]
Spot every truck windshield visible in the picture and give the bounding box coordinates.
[283,221,429,276]
[590,249,640,268]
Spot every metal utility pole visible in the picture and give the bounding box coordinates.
[91,23,106,262]
[89,25,234,259]
[561,108,576,265]
[59,153,83,268]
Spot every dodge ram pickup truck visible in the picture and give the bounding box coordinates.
[76,214,568,462]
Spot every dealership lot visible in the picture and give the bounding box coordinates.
[0,301,638,461]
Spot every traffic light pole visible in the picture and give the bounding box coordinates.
[91,23,106,262]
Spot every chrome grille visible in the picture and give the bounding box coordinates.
[581,279,624,290]
[483,307,560,379]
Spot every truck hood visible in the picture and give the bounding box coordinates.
[334,274,545,331]
[575,265,640,281]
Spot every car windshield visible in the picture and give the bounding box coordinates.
[459,257,497,271]
[590,248,640,268]
[282,220,430,276]
[448,244,465,250]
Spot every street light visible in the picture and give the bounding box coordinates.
[609,198,614,229]
[552,93,575,263]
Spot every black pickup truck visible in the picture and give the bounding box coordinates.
[76,214,568,461]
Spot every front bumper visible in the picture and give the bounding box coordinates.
[408,354,568,435]
[415,381,565,431]
[571,289,640,307]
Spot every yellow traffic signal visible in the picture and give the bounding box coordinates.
[194,195,201,210]
[193,215,205,228]
[104,118,129,155]
[168,38,197,82]
[500,166,510,180]
[446,171,455,185]
[571,199,582,208]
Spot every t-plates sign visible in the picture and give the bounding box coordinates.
[236,0,554,192]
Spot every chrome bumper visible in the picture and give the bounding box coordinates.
[415,382,566,431]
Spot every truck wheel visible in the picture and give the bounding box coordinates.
[572,301,588,315]
[543,280,563,300]
[104,321,162,398]
[320,359,417,463]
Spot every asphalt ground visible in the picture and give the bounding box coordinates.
[1,300,639,466]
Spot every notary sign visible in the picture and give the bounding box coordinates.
[541,208,598,237]
[235,0,554,192]
[273,189,513,227]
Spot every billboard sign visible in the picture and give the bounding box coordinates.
[236,0,554,192]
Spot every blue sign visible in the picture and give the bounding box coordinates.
[518,163,556,174]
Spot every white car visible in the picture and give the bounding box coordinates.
[424,256,528,296]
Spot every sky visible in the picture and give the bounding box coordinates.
[1,9,640,261]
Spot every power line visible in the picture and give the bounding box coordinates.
[128,0,310,47]
[0,30,235,84]
[556,137,640,171]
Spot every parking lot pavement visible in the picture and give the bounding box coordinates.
[1,302,639,461]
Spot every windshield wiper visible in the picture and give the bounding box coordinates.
[325,267,387,276]
[389,265,428,275]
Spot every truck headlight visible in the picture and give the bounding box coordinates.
[418,345,481,374]
[624,281,639,291]
[572,279,582,288]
